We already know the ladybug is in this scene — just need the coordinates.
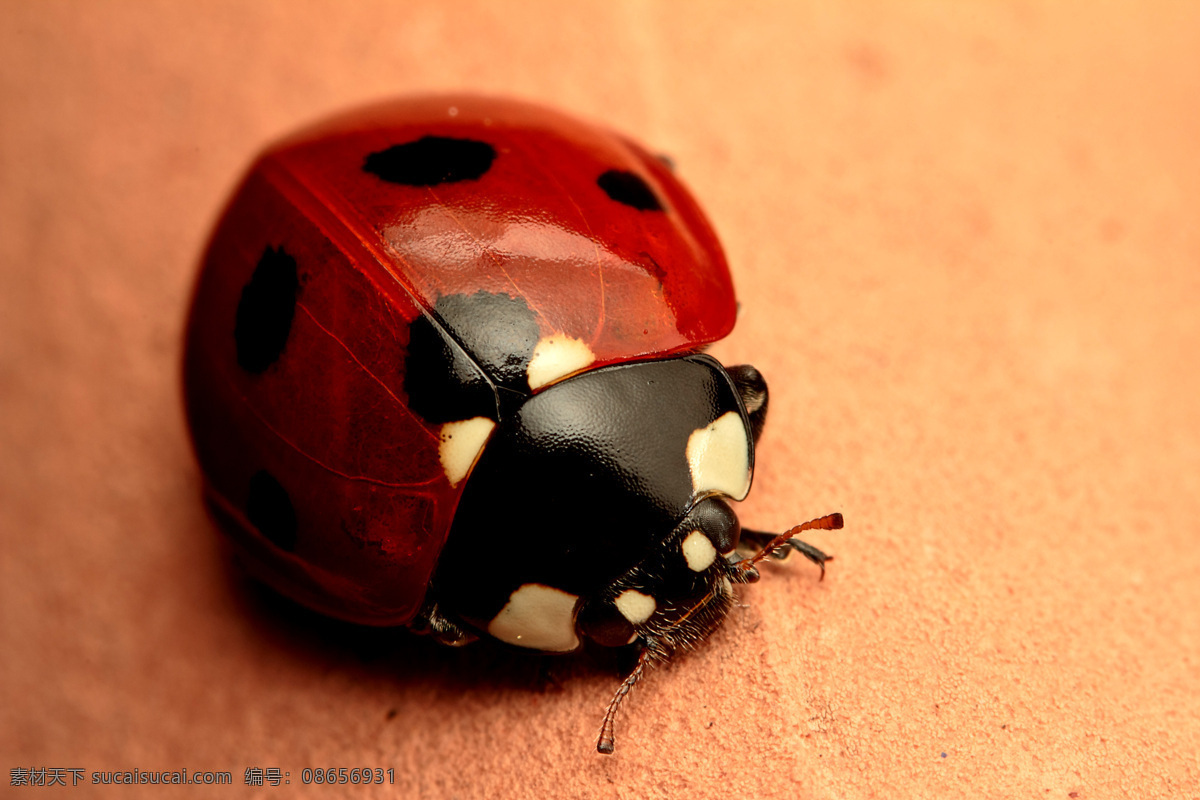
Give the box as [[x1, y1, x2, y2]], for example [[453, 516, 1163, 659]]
[[183, 95, 842, 754]]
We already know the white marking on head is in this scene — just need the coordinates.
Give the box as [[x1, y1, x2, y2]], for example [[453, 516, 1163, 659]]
[[686, 411, 752, 500], [438, 417, 496, 487], [614, 589, 656, 625], [681, 529, 718, 572], [526, 334, 595, 390], [487, 583, 580, 652]]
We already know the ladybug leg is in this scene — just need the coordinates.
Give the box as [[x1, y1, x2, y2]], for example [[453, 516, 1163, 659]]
[[596, 646, 652, 755], [739, 529, 834, 580], [409, 600, 477, 647], [738, 513, 843, 581]]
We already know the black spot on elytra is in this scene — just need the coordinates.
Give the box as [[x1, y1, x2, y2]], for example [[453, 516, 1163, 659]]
[[437, 293, 540, 392], [364, 136, 496, 186], [404, 292, 540, 423], [246, 470, 298, 552], [597, 169, 663, 211], [404, 316, 495, 424], [235, 247, 299, 374]]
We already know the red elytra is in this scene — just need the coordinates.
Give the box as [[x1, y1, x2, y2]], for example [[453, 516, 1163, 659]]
[[183, 96, 737, 626]]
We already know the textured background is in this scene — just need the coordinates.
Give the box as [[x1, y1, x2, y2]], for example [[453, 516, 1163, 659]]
[[2, 2, 1198, 797]]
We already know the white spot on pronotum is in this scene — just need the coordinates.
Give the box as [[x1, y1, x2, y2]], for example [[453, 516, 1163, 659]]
[[681, 529, 718, 572], [526, 334, 595, 390], [487, 583, 580, 652], [614, 589, 656, 625], [439, 417, 496, 487], [686, 411, 751, 500]]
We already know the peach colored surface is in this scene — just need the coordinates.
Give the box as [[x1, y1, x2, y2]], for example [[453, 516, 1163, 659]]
[[2, 2, 1198, 798]]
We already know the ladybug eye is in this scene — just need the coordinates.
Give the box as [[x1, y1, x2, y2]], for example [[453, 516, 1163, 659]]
[[688, 496, 741, 555]]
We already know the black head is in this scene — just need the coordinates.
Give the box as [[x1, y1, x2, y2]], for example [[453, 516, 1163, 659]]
[[575, 495, 746, 654]]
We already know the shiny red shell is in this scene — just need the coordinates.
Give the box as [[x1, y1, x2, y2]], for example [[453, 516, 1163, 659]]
[[184, 96, 736, 625]]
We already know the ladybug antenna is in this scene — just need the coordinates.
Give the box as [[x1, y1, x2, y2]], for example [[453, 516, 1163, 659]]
[[596, 646, 652, 755], [738, 513, 844, 580]]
